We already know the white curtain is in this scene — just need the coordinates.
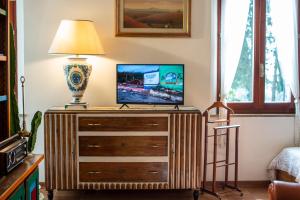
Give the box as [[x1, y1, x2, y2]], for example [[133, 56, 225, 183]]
[[270, 0, 300, 145], [220, 0, 250, 100]]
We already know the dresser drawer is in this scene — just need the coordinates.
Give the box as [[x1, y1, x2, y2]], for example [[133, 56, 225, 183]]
[[78, 117, 168, 132], [79, 162, 168, 182], [79, 136, 168, 156]]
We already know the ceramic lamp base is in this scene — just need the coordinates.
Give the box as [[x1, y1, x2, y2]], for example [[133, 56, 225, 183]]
[[64, 57, 92, 107]]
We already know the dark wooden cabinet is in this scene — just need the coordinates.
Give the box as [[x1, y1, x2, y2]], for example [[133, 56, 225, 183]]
[[0, 155, 44, 200], [0, 0, 10, 141], [44, 107, 202, 193]]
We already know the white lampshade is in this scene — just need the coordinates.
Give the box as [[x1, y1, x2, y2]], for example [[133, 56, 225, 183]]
[[48, 20, 105, 55]]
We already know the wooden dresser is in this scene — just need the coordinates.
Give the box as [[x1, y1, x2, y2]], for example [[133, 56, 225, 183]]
[[44, 107, 202, 199]]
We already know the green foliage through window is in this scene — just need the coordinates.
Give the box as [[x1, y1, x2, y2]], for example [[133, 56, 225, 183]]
[[227, 0, 254, 102], [264, 0, 290, 103], [226, 0, 290, 103]]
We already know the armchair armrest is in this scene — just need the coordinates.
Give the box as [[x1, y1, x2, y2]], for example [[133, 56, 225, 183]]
[[269, 181, 300, 200]]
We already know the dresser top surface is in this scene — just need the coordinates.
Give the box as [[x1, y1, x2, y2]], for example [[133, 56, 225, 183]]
[[46, 106, 201, 114]]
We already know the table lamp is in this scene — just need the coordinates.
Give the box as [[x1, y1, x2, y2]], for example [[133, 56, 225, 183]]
[[48, 20, 105, 108]]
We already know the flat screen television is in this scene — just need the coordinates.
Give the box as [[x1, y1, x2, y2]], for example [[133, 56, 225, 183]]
[[117, 64, 184, 106]]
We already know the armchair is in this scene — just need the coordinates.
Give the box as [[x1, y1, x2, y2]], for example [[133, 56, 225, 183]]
[[268, 181, 300, 200]]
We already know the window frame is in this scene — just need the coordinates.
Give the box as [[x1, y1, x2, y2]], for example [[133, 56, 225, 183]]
[[216, 0, 299, 114]]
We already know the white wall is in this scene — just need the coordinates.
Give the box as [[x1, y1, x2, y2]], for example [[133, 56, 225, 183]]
[[22, 0, 294, 182], [16, 0, 24, 105], [211, 116, 294, 181]]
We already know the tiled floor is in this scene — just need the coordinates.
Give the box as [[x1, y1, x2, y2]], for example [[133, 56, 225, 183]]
[[42, 186, 268, 200]]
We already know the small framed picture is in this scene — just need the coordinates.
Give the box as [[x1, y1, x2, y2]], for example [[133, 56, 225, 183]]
[[116, 0, 191, 37]]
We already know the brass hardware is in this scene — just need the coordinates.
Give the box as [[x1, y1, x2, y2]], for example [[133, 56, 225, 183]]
[[87, 145, 101, 148], [151, 145, 160, 148], [259, 63, 265, 78], [148, 171, 159, 174], [146, 123, 159, 126], [88, 171, 102, 174], [88, 123, 102, 126], [18, 76, 31, 138]]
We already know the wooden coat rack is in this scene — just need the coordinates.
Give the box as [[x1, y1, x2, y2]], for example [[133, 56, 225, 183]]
[[202, 101, 243, 199]]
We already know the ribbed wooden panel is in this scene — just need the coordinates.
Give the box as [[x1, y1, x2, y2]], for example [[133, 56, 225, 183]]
[[169, 113, 202, 189], [78, 183, 169, 190], [44, 113, 77, 190]]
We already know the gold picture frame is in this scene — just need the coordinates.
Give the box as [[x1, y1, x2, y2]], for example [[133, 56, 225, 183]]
[[116, 0, 191, 37]]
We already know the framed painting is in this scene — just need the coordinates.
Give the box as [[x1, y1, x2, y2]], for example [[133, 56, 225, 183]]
[[116, 0, 191, 37]]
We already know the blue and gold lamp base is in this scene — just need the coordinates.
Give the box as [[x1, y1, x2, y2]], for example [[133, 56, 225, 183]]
[[64, 57, 92, 109]]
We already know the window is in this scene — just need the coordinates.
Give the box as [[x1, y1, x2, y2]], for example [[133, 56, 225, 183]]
[[217, 0, 299, 113]]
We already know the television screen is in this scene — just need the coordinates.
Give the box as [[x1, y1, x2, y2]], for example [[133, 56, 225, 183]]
[[117, 64, 184, 105]]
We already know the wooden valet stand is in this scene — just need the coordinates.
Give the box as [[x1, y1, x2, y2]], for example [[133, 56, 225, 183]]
[[202, 101, 243, 199]]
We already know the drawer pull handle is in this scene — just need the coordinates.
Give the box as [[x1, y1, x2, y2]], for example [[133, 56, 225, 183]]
[[146, 123, 159, 126], [88, 145, 102, 148], [88, 171, 102, 174], [148, 171, 159, 174], [88, 123, 102, 126], [151, 145, 160, 148]]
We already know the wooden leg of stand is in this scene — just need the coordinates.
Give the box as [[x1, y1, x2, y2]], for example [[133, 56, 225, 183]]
[[202, 124, 208, 190], [225, 129, 230, 186], [235, 127, 239, 188], [193, 190, 200, 200], [212, 129, 218, 193], [47, 190, 53, 200]]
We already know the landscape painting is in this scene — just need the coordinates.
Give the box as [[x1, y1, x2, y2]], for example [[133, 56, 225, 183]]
[[116, 0, 191, 37], [124, 0, 184, 29]]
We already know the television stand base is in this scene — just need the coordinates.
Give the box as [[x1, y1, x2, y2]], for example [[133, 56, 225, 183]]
[[119, 104, 130, 109], [174, 105, 180, 110]]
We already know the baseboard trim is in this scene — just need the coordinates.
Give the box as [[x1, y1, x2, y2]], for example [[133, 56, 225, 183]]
[[204, 180, 270, 188]]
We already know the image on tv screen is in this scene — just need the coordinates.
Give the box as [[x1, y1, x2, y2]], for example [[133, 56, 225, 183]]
[[117, 64, 184, 105]]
